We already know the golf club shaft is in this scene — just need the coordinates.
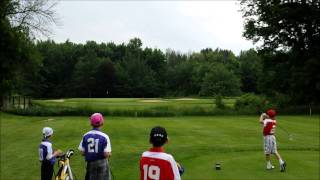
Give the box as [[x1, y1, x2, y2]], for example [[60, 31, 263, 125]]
[[276, 124, 290, 134], [276, 124, 293, 140]]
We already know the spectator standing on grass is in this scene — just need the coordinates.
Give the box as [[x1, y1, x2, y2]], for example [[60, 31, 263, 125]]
[[79, 113, 112, 180], [39, 127, 63, 180], [140, 126, 183, 180], [259, 109, 286, 172]]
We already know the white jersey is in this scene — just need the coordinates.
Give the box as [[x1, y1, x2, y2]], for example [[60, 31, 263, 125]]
[[39, 139, 55, 164]]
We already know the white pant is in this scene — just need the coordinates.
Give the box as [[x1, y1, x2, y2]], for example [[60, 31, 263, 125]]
[[263, 135, 277, 154]]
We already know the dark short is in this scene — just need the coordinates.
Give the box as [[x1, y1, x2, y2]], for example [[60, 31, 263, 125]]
[[41, 161, 54, 180], [85, 159, 110, 180]]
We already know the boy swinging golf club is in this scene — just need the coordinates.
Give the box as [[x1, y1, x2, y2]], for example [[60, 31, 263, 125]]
[[259, 109, 286, 172]]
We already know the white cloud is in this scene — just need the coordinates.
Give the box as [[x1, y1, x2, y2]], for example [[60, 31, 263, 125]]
[[46, 1, 254, 55]]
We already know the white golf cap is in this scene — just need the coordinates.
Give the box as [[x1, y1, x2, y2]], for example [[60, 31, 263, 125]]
[[42, 127, 53, 137]]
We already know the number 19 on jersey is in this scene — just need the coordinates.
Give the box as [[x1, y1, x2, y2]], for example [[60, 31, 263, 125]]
[[143, 165, 160, 180]]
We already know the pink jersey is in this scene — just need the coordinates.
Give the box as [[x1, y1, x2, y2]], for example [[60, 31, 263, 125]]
[[263, 118, 277, 136], [140, 147, 181, 180]]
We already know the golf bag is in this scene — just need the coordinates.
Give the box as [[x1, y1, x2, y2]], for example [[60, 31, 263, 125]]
[[55, 149, 74, 180]]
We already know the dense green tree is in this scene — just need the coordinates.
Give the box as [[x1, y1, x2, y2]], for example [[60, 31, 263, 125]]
[[94, 58, 116, 97], [72, 52, 101, 97], [113, 38, 162, 97], [1, 0, 58, 107], [190, 62, 211, 95], [143, 48, 166, 75], [198, 48, 239, 70], [12, 44, 43, 97], [200, 63, 241, 97], [241, 0, 320, 104], [241, 0, 320, 53], [36, 40, 80, 97], [107, 42, 126, 62], [0, 18, 36, 97], [166, 61, 196, 96], [143, 47, 167, 95], [114, 58, 159, 97], [165, 49, 188, 67], [238, 49, 263, 93]]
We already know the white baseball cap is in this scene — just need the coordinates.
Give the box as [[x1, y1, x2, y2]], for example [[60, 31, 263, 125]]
[[42, 127, 53, 138]]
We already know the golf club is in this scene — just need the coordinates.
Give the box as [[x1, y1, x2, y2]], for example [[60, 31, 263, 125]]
[[259, 111, 293, 141], [109, 160, 115, 180], [277, 124, 294, 141]]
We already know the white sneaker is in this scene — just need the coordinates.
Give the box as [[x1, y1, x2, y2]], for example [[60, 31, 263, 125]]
[[280, 161, 286, 172]]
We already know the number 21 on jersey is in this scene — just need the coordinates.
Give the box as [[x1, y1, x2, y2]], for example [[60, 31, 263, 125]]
[[87, 138, 99, 153], [143, 164, 160, 180]]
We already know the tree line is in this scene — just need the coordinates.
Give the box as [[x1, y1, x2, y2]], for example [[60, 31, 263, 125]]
[[13, 38, 262, 98], [1, 0, 319, 107]]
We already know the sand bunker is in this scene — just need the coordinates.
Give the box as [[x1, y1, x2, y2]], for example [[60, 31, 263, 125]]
[[174, 98, 198, 101], [48, 99, 65, 102]]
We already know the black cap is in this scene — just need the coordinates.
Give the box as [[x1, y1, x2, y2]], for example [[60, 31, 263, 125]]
[[150, 126, 168, 147]]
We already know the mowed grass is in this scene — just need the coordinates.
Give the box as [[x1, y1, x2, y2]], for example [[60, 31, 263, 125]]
[[1, 113, 319, 180], [33, 98, 236, 111]]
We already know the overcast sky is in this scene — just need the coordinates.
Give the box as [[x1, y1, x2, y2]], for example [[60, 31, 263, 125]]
[[47, 1, 255, 55]]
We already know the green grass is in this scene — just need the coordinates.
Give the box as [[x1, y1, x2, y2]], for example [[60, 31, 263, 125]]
[[1, 113, 319, 180], [5, 98, 240, 116], [30, 98, 237, 115], [33, 98, 220, 110]]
